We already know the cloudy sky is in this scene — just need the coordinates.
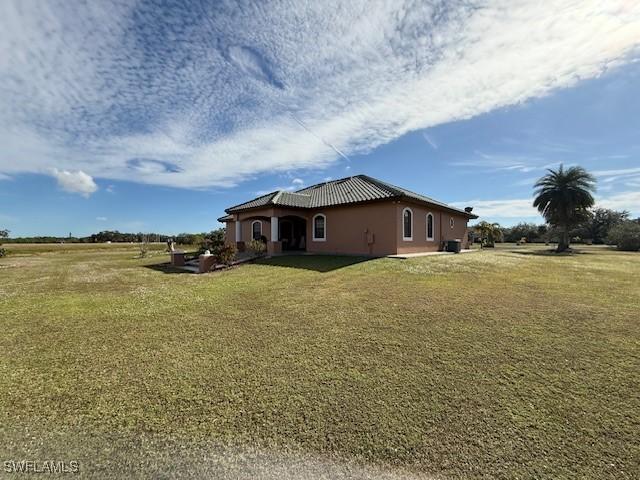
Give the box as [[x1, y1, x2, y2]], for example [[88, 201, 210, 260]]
[[1, 0, 639, 236]]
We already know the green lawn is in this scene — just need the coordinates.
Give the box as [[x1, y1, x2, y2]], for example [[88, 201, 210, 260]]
[[0, 244, 638, 478]]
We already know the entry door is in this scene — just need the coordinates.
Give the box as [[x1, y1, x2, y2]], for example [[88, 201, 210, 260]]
[[280, 220, 293, 249]]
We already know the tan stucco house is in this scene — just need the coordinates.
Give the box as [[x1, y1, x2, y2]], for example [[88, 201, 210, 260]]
[[218, 175, 478, 256]]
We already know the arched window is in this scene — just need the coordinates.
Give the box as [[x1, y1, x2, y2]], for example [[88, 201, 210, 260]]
[[402, 208, 413, 241], [426, 213, 434, 241], [251, 220, 262, 240], [312, 214, 326, 241], [450, 217, 455, 229]]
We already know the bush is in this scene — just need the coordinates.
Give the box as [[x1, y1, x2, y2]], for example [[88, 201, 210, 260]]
[[213, 243, 237, 266], [246, 239, 266, 256], [0, 229, 8, 257], [203, 229, 225, 252], [137, 235, 150, 258], [191, 234, 206, 252], [607, 221, 640, 251]]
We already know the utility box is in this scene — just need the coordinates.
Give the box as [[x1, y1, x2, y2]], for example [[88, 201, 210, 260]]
[[446, 239, 462, 253]]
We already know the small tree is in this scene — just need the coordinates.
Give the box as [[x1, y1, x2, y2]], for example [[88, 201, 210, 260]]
[[137, 234, 150, 258], [204, 229, 225, 251], [191, 234, 206, 251], [0, 229, 8, 257], [608, 221, 640, 251], [501, 222, 542, 243], [576, 208, 629, 244], [474, 221, 502, 248]]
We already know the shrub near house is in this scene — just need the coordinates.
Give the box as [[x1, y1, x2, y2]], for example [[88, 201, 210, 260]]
[[246, 239, 267, 257], [213, 243, 237, 266]]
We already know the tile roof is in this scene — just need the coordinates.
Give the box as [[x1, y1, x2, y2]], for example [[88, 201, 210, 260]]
[[223, 175, 477, 218]]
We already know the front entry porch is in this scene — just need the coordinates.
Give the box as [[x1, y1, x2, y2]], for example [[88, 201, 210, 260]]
[[278, 215, 306, 251], [232, 210, 307, 256]]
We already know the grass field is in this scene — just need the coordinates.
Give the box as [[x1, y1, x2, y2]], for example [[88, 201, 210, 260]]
[[0, 244, 638, 478]]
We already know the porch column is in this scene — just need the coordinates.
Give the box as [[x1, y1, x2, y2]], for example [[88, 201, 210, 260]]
[[235, 218, 242, 242], [235, 218, 245, 251], [267, 216, 281, 255]]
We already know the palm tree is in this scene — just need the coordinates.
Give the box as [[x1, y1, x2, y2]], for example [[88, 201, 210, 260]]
[[474, 221, 502, 248], [533, 165, 596, 252]]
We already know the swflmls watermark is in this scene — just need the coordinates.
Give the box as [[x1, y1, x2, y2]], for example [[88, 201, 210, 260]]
[[3, 460, 79, 474]]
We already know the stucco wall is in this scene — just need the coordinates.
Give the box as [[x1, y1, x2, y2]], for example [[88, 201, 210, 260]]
[[227, 207, 309, 244], [240, 218, 271, 242], [395, 202, 470, 254], [224, 221, 235, 244], [222, 201, 472, 255], [305, 201, 398, 256], [224, 219, 269, 244]]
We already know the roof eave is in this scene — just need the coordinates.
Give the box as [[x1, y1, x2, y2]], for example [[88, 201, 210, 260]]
[[399, 194, 477, 218], [226, 203, 310, 215], [224, 191, 280, 214]]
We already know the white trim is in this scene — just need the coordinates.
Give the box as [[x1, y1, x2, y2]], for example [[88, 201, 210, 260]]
[[426, 212, 434, 241], [312, 213, 326, 242], [251, 220, 262, 240], [402, 207, 413, 241]]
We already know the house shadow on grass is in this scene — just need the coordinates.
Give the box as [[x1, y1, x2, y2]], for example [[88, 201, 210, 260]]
[[254, 254, 374, 272], [144, 262, 195, 274]]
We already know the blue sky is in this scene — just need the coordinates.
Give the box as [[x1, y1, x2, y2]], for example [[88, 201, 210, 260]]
[[1, 1, 639, 237]]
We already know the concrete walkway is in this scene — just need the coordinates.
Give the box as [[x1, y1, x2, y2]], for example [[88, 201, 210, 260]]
[[387, 249, 477, 259]]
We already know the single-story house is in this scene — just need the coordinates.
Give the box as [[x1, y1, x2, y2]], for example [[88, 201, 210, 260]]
[[217, 175, 478, 256]]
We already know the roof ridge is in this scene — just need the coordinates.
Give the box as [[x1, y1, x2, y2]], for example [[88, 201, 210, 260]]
[[224, 190, 279, 213], [361, 174, 434, 200], [271, 190, 283, 203], [358, 174, 472, 215], [281, 190, 311, 197], [295, 175, 356, 193], [356, 174, 403, 196]]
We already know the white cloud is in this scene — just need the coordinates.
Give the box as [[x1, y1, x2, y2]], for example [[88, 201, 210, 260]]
[[52, 169, 98, 197], [255, 176, 305, 195], [597, 191, 640, 215], [0, 173, 11, 181], [454, 190, 640, 223], [422, 132, 438, 150], [593, 167, 640, 177], [451, 198, 540, 219], [451, 152, 555, 173], [0, 1, 639, 189], [590, 167, 640, 187], [96, 216, 107, 221]]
